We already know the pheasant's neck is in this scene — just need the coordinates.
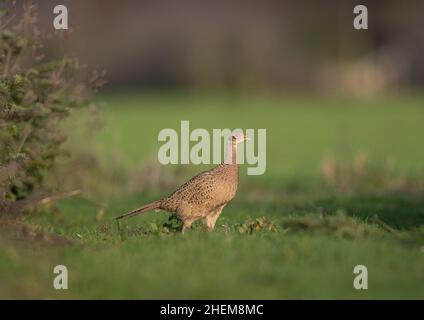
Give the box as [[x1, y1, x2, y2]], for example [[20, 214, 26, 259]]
[[224, 141, 237, 165], [223, 141, 239, 185]]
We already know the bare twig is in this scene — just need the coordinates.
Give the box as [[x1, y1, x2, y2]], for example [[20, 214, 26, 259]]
[[37, 189, 81, 205], [370, 214, 401, 236], [0, 13, 16, 33], [16, 125, 32, 154]]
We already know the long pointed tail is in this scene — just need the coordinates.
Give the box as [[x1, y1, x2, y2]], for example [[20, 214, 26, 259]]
[[116, 200, 162, 220]]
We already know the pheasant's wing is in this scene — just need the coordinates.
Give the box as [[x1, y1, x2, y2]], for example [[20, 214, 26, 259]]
[[167, 169, 218, 203]]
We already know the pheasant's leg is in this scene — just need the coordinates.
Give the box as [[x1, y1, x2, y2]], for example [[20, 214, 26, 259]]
[[181, 219, 195, 235], [203, 205, 225, 230], [203, 214, 218, 230]]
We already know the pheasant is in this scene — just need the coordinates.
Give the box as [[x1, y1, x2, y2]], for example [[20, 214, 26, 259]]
[[116, 133, 248, 233]]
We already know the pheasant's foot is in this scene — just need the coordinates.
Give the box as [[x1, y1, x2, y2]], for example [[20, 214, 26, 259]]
[[181, 225, 189, 235], [204, 225, 214, 232]]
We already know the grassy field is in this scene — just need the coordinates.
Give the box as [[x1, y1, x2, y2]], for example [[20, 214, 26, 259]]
[[1, 92, 424, 299]]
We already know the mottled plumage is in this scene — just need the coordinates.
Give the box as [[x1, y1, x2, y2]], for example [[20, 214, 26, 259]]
[[116, 134, 246, 233]]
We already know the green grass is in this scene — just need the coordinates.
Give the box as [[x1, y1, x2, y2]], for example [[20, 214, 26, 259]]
[[91, 92, 424, 179], [1, 92, 424, 299]]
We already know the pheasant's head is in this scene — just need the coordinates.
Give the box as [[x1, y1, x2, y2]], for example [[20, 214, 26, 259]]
[[225, 132, 249, 164], [231, 132, 249, 145]]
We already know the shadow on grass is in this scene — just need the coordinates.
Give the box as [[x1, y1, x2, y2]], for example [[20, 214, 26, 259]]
[[315, 195, 424, 230]]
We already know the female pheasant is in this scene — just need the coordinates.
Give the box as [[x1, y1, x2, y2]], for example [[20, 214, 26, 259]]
[[116, 133, 248, 233]]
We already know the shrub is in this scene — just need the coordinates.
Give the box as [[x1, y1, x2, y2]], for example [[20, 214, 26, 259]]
[[0, 2, 104, 215]]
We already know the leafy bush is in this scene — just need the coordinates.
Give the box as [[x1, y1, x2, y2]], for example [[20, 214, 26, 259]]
[[0, 3, 104, 215]]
